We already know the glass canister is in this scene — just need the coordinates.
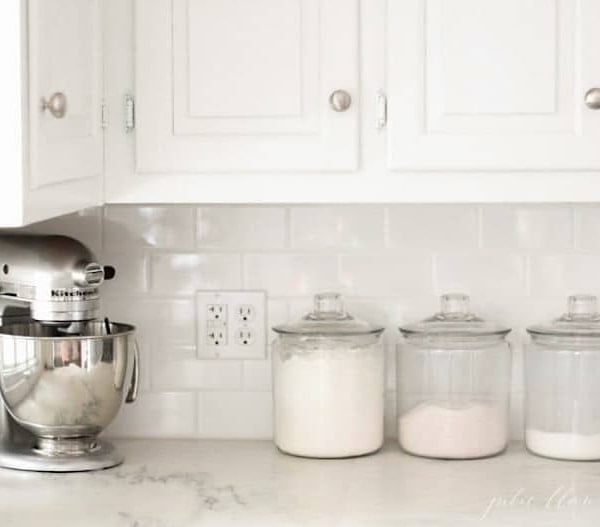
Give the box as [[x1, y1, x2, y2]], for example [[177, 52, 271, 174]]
[[397, 293, 512, 459], [272, 292, 385, 458], [526, 295, 600, 460]]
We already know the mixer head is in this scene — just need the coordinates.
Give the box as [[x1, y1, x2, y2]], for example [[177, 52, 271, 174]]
[[0, 235, 115, 324]]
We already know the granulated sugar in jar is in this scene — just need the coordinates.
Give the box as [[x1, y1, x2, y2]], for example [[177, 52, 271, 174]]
[[397, 294, 512, 459]]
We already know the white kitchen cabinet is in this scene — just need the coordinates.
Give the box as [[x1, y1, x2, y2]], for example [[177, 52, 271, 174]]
[[134, 0, 358, 173], [0, 0, 103, 227], [104, 0, 600, 204], [8, 0, 600, 212], [387, 0, 600, 171]]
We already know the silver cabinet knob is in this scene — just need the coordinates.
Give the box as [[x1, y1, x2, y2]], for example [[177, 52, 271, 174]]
[[40, 92, 67, 118], [329, 90, 352, 112], [585, 88, 600, 110]]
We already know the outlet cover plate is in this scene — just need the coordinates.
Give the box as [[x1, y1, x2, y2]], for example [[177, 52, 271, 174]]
[[196, 290, 267, 359]]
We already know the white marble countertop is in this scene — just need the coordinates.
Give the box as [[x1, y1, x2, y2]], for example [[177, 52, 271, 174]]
[[1, 440, 600, 526]]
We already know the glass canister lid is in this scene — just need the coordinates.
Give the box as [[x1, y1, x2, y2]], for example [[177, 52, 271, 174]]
[[273, 292, 385, 336], [400, 293, 511, 339], [527, 295, 600, 338]]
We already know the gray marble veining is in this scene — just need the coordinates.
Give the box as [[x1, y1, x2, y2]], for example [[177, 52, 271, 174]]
[[1, 440, 600, 527]]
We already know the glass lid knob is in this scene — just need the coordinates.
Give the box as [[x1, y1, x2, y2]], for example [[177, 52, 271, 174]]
[[567, 295, 598, 319], [309, 292, 347, 320], [440, 293, 470, 318]]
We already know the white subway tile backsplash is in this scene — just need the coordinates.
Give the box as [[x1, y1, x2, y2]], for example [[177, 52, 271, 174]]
[[152, 253, 242, 294], [242, 360, 273, 391], [344, 298, 394, 327], [101, 297, 196, 351], [434, 251, 526, 298], [196, 360, 244, 390], [30, 203, 600, 441], [197, 206, 286, 249], [101, 252, 150, 295], [481, 205, 573, 250], [528, 254, 600, 296], [575, 205, 600, 250], [385, 295, 442, 327], [105, 392, 197, 439], [152, 356, 243, 391], [266, 299, 289, 343], [287, 296, 314, 320], [198, 391, 273, 439], [339, 252, 432, 296], [244, 253, 339, 296], [387, 205, 478, 249], [104, 205, 196, 250], [477, 296, 563, 343], [290, 205, 384, 249]]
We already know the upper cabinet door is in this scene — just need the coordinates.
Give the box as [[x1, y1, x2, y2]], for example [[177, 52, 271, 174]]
[[387, 0, 600, 171], [28, 0, 103, 189], [135, 0, 359, 173]]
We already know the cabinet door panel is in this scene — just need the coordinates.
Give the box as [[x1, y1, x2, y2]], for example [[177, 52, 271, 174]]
[[28, 0, 103, 189], [387, 0, 600, 170], [136, 0, 358, 172]]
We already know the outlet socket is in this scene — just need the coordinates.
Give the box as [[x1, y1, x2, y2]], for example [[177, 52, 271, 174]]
[[207, 304, 227, 321], [197, 291, 267, 359], [207, 324, 227, 346], [236, 328, 254, 346], [236, 305, 255, 323]]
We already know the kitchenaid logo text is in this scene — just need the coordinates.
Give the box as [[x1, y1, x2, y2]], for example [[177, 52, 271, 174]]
[[480, 487, 593, 520], [51, 289, 96, 299]]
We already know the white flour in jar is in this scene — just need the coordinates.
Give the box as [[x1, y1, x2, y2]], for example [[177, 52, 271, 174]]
[[526, 429, 600, 460], [399, 402, 508, 459], [274, 344, 384, 458]]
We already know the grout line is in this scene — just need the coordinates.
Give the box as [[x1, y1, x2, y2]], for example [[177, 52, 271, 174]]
[[104, 247, 411, 255], [106, 293, 407, 304]]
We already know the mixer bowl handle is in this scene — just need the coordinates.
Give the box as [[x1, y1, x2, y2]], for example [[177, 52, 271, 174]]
[[126, 340, 140, 403]]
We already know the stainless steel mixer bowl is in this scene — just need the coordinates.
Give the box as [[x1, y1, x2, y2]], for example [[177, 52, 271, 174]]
[[0, 321, 139, 441]]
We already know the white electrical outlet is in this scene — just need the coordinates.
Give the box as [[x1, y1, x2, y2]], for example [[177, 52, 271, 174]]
[[197, 290, 267, 359], [206, 324, 227, 347], [235, 305, 255, 323], [236, 328, 254, 346], [207, 304, 227, 322]]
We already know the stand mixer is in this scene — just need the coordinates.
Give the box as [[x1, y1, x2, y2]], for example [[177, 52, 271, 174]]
[[0, 235, 139, 472]]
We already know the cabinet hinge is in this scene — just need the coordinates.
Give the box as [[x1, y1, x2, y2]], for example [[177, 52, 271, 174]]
[[376, 91, 387, 129], [101, 100, 108, 130], [125, 94, 135, 133]]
